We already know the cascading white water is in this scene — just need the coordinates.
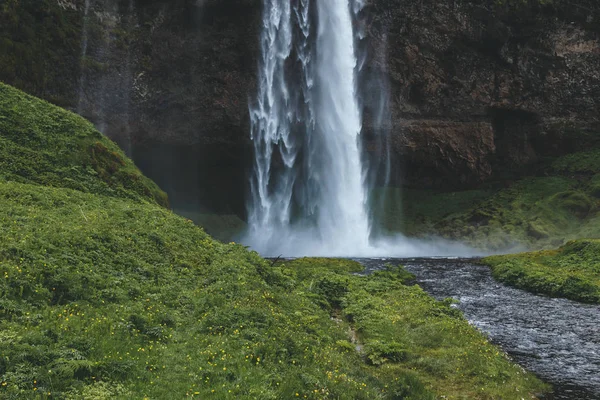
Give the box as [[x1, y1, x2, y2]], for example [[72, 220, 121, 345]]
[[248, 0, 294, 233], [312, 0, 370, 251], [245, 0, 370, 256], [244, 0, 479, 257]]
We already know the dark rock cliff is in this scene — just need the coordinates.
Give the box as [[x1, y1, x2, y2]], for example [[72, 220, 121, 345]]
[[364, 0, 599, 187], [0, 0, 598, 216]]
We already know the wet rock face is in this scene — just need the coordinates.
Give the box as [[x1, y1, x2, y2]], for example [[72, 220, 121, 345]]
[[68, 0, 260, 151], [364, 0, 600, 186], [391, 120, 496, 188], [0, 0, 598, 211]]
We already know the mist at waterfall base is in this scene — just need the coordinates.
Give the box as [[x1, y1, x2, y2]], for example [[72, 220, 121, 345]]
[[238, 0, 484, 258]]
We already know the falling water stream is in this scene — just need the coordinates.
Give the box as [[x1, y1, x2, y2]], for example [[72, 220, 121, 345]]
[[245, 0, 371, 256]]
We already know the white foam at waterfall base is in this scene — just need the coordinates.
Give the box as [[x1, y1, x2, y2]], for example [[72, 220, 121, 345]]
[[242, 0, 482, 258], [243, 228, 487, 258]]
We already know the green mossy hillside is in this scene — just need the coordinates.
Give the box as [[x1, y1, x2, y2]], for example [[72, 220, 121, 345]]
[[176, 210, 247, 243], [482, 239, 600, 303], [0, 182, 550, 399], [375, 133, 600, 301], [0, 84, 549, 398], [374, 135, 600, 252], [551, 149, 600, 174], [0, 181, 371, 399], [380, 173, 600, 251], [0, 82, 168, 207]]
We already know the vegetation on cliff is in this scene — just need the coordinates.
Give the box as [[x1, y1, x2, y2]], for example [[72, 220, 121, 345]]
[[0, 1, 81, 107], [482, 240, 600, 304], [0, 83, 549, 398], [381, 153, 600, 252]]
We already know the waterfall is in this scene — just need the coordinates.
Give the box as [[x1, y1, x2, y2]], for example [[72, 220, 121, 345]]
[[244, 0, 370, 256], [312, 0, 370, 250], [244, 0, 476, 257]]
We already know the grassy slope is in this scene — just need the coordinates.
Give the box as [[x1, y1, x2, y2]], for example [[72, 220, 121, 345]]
[[176, 210, 247, 243], [378, 168, 600, 251], [0, 82, 168, 207], [285, 259, 547, 399], [482, 240, 600, 303], [0, 82, 550, 398]]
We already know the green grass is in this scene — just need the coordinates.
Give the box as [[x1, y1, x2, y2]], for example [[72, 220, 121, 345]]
[[283, 260, 548, 399], [0, 184, 549, 399], [371, 187, 494, 237], [176, 210, 247, 243], [0, 82, 168, 207], [483, 239, 600, 303], [552, 149, 600, 174], [0, 82, 551, 398], [382, 175, 600, 251], [0, 182, 379, 399]]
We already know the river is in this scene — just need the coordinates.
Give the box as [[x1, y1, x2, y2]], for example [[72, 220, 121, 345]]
[[358, 258, 600, 400]]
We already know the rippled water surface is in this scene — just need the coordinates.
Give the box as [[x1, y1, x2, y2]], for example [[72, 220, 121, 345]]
[[358, 258, 600, 400]]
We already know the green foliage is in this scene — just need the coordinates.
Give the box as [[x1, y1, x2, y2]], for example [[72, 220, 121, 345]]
[[552, 149, 600, 174], [589, 174, 600, 198], [372, 187, 494, 236], [483, 239, 600, 303], [389, 175, 600, 251], [0, 181, 550, 398], [0, 85, 544, 399], [313, 274, 351, 309], [0, 182, 358, 398], [281, 259, 547, 398], [176, 210, 247, 242], [549, 191, 595, 218], [0, 0, 81, 106], [0, 84, 548, 398], [0, 82, 168, 207]]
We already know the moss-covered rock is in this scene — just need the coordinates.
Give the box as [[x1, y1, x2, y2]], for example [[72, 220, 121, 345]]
[[552, 149, 600, 174], [589, 174, 600, 198], [383, 172, 600, 251], [0, 82, 168, 207], [483, 240, 600, 303]]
